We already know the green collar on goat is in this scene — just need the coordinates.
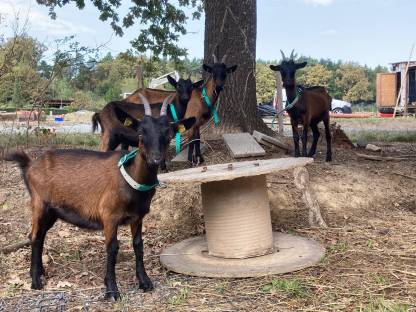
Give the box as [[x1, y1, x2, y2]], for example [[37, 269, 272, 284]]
[[201, 86, 219, 126], [271, 87, 301, 128], [118, 149, 160, 191]]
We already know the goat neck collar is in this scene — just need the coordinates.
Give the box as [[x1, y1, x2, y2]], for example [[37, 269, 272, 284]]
[[201, 86, 219, 126], [169, 103, 182, 155], [118, 149, 160, 191], [271, 87, 302, 129], [285, 87, 301, 111]]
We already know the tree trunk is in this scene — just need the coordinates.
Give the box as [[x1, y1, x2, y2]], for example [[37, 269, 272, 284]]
[[204, 0, 272, 135]]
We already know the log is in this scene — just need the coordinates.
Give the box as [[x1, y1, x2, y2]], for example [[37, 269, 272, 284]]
[[356, 153, 411, 161], [0, 238, 31, 254], [293, 167, 327, 228]]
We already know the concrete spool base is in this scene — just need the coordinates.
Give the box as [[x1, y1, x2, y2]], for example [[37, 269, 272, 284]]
[[159, 158, 325, 278]]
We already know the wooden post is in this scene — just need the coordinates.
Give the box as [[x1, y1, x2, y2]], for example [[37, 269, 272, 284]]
[[393, 44, 414, 118], [136, 57, 144, 89], [293, 167, 327, 228], [275, 71, 284, 134]]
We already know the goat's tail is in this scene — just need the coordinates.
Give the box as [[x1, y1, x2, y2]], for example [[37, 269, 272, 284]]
[[4, 151, 31, 171], [92, 112, 101, 133]]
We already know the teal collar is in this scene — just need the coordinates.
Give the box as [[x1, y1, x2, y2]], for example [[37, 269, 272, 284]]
[[201, 87, 219, 126], [118, 149, 160, 191], [169, 103, 181, 154], [271, 88, 301, 129]]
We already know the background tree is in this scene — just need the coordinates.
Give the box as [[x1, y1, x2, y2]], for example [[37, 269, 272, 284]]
[[36, 0, 203, 59], [204, 0, 270, 133], [256, 62, 277, 104], [297, 64, 332, 89], [335, 63, 373, 103]]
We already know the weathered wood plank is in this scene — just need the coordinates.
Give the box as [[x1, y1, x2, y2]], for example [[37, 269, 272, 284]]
[[252, 130, 289, 150], [222, 133, 266, 158]]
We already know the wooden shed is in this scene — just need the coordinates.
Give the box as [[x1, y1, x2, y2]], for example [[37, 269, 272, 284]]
[[376, 61, 416, 114]]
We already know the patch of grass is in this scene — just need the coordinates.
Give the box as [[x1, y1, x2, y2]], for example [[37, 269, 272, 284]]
[[112, 293, 129, 311], [373, 275, 387, 286], [168, 288, 189, 305], [0, 132, 100, 151], [348, 130, 416, 143], [215, 281, 228, 293], [367, 239, 374, 249], [262, 278, 308, 298], [65, 249, 82, 262], [353, 298, 409, 312], [328, 241, 348, 253]]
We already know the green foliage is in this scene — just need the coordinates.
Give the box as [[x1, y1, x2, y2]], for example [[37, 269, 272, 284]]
[[168, 288, 189, 305], [36, 0, 203, 59], [256, 63, 276, 103], [335, 64, 373, 103], [353, 298, 409, 312], [298, 64, 332, 88], [0, 36, 46, 106], [262, 278, 308, 298]]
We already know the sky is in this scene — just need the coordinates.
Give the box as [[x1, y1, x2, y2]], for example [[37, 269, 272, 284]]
[[0, 0, 415, 68]]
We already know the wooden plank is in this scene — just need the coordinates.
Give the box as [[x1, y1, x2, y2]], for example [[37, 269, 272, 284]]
[[223, 133, 266, 158], [252, 130, 289, 150], [171, 144, 205, 163]]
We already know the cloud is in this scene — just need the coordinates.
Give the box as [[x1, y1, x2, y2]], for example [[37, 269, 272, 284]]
[[320, 29, 337, 35], [0, 1, 95, 36], [304, 0, 334, 6]]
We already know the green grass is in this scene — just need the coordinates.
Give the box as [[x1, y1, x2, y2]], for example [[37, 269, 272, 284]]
[[0, 132, 100, 151], [262, 278, 308, 298], [168, 288, 189, 305], [353, 298, 409, 312], [328, 241, 349, 253], [347, 130, 416, 143]]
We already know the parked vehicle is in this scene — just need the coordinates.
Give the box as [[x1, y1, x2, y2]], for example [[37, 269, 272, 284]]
[[331, 99, 352, 113]]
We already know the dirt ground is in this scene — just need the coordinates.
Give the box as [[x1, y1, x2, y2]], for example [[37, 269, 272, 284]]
[[0, 139, 416, 311]]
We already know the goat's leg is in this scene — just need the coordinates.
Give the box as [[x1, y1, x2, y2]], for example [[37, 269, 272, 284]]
[[323, 116, 332, 161], [103, 225, 120, 300], [131, 220, 153, 292], [302, 124, 309, 157], [30, 203, 57, 289], [291, 120, 300, 157], [99, 132, 111, 151], [194, 129, 204, 165], [308, 123, 320, 158]]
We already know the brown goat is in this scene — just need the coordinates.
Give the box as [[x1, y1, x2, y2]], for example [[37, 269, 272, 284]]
[[183, 55, 237, 165], [93, 76, 203, 152], [270, 50, 332, 161], [4, 94, 196, 300]]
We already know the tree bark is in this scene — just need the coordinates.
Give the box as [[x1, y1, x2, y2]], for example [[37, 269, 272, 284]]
[[204, 0, 272, 134]]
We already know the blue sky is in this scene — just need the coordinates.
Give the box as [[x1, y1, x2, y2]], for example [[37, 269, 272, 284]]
[[0, 0, 415, 67]]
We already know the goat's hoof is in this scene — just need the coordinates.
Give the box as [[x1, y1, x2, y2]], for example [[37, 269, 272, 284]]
[[325, 156, 332, 162], [139, 277, 153, 292], [105, 288, 120, 301]]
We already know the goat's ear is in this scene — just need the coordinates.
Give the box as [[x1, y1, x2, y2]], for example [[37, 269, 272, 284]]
[[113, 105, 141, 129], [296, 61, 307, 69], [203, 64, 212, 73], [193, 79, 204, 89], [167, 75, 177, 88], [269, 64, 281, 72], [226, 65, 238, 73], [171, 117, 196, 133]]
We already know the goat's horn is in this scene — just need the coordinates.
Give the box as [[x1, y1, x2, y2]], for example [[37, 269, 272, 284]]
[[280, 50, 286, 60], [160, 95, 173, 116], [290, 49, 295, 59], [221, 54, 227, 64], [212, 53, 218, 63], [138, 93, 152, 116]]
